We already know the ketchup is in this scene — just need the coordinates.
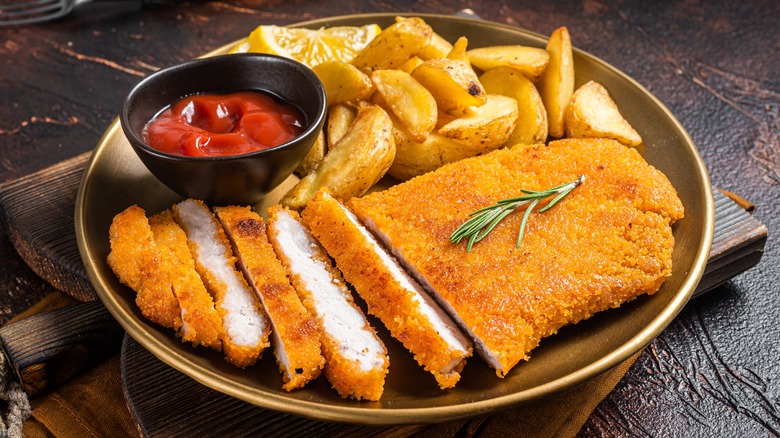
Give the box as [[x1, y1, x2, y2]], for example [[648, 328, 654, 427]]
[[143, 91, 305, 157]]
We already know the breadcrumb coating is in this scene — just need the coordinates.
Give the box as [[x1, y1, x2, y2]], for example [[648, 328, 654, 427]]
[[173, 199, 270, 368], [267, 206, 389, 401], [148, 210, 223, 350], [349, 138, 684, 377], [215, 205, 324, 391], [107, 205, 181, 330], [303, 191, 473, 389]]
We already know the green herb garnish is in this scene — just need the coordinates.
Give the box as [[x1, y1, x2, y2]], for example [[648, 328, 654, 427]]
[[450, 175, 585, 252]]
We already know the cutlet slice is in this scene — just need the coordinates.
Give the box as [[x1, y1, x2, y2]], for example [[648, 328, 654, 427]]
[[302, 191, 473, 389], [107, 205, 181, 330], [349, 138, 684, 377], [173, 199, 270, 368], [215, 205, 324, 391], [267, 206, 389, 401], [149, 210, 223, 350]]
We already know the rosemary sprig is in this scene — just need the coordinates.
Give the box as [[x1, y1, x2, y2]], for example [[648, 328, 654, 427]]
[[450, 175, 585, 251]]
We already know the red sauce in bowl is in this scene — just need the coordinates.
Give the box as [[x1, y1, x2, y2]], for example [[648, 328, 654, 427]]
[[143, 91, 305, 157]]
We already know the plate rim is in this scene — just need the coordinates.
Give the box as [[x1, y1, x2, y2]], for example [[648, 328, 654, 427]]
[[75, 12, 715, 425]]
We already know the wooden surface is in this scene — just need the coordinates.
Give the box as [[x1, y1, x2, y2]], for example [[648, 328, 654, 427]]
[[0, 1, 777, 436]]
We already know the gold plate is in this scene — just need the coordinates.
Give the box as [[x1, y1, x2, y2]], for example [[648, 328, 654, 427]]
[[75, 14, 714, 424]]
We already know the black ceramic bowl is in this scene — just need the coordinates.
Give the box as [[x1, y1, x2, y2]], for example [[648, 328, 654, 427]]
[[121, 53, 326, 205]]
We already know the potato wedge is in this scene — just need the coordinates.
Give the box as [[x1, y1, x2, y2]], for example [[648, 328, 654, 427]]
[[411, 58, 486, 115], [466, 45, 549, 81], [281, 106, 395, 210], [447, 36, 469, 63], [418, 31, 453, 60], [480, 66, 547, 146], [399, 56, 424, 74], [326, 103, 357, 149], [389, 121, 476, 181], [565, 80, 642, 146], [351, 17, 432, 72], [312, 61, 373, 105], [372, 69, 437, 142], [537, 26, 575, 138], [295, 130, 325, 177], [437, 94, 518, 154]]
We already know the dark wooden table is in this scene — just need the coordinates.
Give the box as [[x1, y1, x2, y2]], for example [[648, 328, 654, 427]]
[[1, 1, 777, 436]]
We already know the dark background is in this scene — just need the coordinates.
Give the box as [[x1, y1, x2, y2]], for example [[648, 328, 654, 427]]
[[1, 0, 777, 435]]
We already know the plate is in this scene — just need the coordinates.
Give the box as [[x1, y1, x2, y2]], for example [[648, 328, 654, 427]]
[[75, 14, 714, 424]]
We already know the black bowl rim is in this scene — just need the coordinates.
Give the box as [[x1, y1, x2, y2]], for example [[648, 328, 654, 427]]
[[120, 52, 327, 163]]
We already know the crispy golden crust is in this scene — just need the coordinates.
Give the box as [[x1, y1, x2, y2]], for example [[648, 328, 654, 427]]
[[349, 138, 684, 376], [172, 199, 270, 368], [148, 210, 223, 350], [215, 205, 324, 391], [107, 205, 181, 330], [267, 206, 389, 401], [302, 191, 472, 389]]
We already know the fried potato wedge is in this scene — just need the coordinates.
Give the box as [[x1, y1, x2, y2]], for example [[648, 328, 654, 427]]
[[327, 103, 357, 149], [281, 106, 395, 209], [411, 58, 486, 115], [437, 94, 518, 154], [399, 56, 424, 74], [418, 31, 453, 60], [312, 61, 373, 105], [372, 69, 437, 142], [295, 131, 326, 177], [351, 17, 433, 72], [389, 122, 476, 181], [480, 66, 548, 146], [447, 36, 469, 63], [466, 45, 550, 81], [537, 26, 575, 138], [565, 80, 642, 146]]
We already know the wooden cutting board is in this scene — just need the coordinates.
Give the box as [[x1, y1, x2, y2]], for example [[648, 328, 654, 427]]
[[0, 152, 768, 436]]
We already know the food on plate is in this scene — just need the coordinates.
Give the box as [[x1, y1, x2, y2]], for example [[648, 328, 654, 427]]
[[281, 105, 395, 210], [417, 31, 453, 60], [143, 91, 305, 158], [446, 36, 469, 63], [371, 69, 437, 142], [312, 61, 373, 105], [107, 206, 182, 331], [350, 17, 432, 72], [215, 206, 324, 391], [295, 131, 325, 177], [466, 45, 550, 81], [436, 94, 518, 154], [326, 103, 356, 149], [411, 58, 486, 115], [537, 26, 575, 138], [479, 66, 548, 145], [172, 199, 271, 368], [148, 211, 223, 350], [267, 206, 389, 400], [565, 80, 642, 146], [237, 24, 382, 66], [348, 138, 684, 377], [303, 191, 473, 388], [388, 127, 476, 181]]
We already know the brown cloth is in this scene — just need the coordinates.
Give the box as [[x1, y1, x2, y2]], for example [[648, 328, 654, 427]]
[[16, 292, 640, 438]]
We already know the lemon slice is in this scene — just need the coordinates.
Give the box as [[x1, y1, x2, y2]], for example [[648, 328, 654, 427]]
[[239, 24, 381, 67]]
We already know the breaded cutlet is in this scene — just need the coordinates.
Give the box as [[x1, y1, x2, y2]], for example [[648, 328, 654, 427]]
[[302, 190, 473, 389], [348, 138, 684, 377], [215, 205, 324, 391], [107, 205, 182, 330]]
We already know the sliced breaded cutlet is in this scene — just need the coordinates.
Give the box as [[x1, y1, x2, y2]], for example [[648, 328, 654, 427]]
[[173, 199, 270, 368], [267, 206, 389, 401], [349, 138, 685, 377], [215, 205, 324, 391], [148, 210, 223, 350], [302, 191, 473, 389], [107, 205, 181, 331]]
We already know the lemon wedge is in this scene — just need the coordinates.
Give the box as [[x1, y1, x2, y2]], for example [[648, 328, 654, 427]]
[[233, 24, 381, 67]]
